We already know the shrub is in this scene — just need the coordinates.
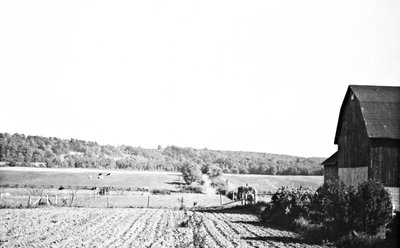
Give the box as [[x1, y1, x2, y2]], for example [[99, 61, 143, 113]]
[[179, 161, 203, 185], [259, 186, 313, 227], [182, 185, 204, 194], [385, 211, 399, 241], [151, 189, 171, 195], [335, 232, 384, 248], [351, 180, 393, 235], [207, 164, 223, 178], [210, 177, 228, 194], [309, 180, 393, 241], [294, 217, 327, 243], [309, 180, 355, 239]]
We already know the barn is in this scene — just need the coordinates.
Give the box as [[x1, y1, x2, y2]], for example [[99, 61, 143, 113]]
[[322, 85, 400, 187]]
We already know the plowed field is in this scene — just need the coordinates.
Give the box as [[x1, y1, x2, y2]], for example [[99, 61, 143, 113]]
[[0, 208, 327, 248]]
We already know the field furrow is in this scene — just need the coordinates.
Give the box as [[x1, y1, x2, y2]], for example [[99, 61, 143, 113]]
[[113, 209, 157, 247], [202, 216, 236, 248], [101, 210, 145, 247], [0, 208, 328, 248], [148, 210, 175, 248], [128, 209, 165, 247]]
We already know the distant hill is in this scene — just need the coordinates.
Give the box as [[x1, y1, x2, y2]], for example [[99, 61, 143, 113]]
[[0, 133, 324, 175]]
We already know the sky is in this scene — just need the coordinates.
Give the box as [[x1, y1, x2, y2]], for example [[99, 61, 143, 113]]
[[0, 0, 399, 158]]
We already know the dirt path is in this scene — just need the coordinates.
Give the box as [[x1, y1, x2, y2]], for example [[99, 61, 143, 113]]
[[202, 175, 216, 195]]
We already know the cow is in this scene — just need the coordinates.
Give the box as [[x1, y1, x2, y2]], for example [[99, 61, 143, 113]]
[[58, 186, 65, 190], [97, 174, 104, 179], [106, 173, 111, 176], [99, 187, 109, 195]]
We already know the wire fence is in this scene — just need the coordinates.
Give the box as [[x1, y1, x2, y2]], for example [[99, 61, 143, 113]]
[[0, 189, 240, 209]]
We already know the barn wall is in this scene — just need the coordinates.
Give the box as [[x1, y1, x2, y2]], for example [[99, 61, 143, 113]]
[[324, 166, 338, 183], [385, 187, 399, 211], [370, 139, 400, 187], [337, 92, 370, 168], [338, 167, 368, 187]]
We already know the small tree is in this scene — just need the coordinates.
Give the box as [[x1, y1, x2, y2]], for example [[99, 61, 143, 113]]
[[351, 180, 393, 235], [180, 161, 203, 185], [207, 164, 223, 178], [260, 186, 314, 227], [310, 180, 355, 239]]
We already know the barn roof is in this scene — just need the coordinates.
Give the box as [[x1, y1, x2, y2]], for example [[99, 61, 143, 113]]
[[321, 151, 337, 166], [334, 85, 400, 144]]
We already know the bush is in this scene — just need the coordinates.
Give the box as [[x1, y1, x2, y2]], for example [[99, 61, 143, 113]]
[[181, 185, 204, 194], [179, 161, 203, 185], [210, 177, 228, 194], [309, 180, 393, 241], [259, 186, 313, 227], [335, 232, 384, 248], [310, 180, 355, 239], [294, 217, 327, 243], [151, 189, 171, 195], [386, 211, 399, 241], [351, 180, 393, 235], [207, 164, 223, 178]]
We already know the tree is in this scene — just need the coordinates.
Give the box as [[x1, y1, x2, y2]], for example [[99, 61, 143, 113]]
[[179, 161, 203, 184], [208, 164, 223, 178]]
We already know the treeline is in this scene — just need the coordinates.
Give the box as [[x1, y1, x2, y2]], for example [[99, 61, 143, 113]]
[[0, 133, 324, 175]]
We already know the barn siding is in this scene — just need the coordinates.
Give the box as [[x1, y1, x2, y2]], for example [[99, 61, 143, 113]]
[[338, 167, 368, 187], [337, 92, 370, 169], [324, 166, 338, 183], [370, 140, 400, 187], [385, 187, 400, 211]]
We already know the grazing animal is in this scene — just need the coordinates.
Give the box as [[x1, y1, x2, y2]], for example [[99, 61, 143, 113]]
[[90, 187, 98, 190], [99, 187, 109, 195], [106, 173, 111, 176], [97, 175, 103, 179], [237, 184, 257, 205], [59, 186, 65, 190], [98, 173, 102, 176]]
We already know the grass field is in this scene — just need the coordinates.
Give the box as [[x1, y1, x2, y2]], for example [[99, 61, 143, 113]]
[[224, 174, 324, 192], [0, 167, 182, 191], [0, 167, 326, 209], [0, 167, 324, 192]]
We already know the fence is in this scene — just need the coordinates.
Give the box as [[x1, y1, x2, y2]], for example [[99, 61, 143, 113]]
[[0, 189, 236, 209]]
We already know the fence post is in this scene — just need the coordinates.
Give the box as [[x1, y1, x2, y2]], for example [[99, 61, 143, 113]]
[[147, 195, 150, 208], [220, 193, 223, 209], [27, 195, 31, 208], [46, 195, 49, 206]]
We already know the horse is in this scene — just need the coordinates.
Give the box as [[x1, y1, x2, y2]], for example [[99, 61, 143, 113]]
[[237, 184, 257, 205]]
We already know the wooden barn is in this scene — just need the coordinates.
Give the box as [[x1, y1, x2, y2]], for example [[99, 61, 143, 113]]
[[322, 85, 400, 187]]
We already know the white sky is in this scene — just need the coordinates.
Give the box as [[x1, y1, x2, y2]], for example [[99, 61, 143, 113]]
[[0, 0, 399, 157]]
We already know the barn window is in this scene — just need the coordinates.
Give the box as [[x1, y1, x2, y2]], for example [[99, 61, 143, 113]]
[[350, 93, 354, 100]]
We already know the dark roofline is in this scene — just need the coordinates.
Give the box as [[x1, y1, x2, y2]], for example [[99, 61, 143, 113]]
[[333, 85, 400, 144], [321, 151, 338, 166], [334, 86, 352, 144]]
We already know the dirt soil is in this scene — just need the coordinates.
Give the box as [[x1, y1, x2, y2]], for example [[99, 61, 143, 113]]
[[0, 208, 329, 248]]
